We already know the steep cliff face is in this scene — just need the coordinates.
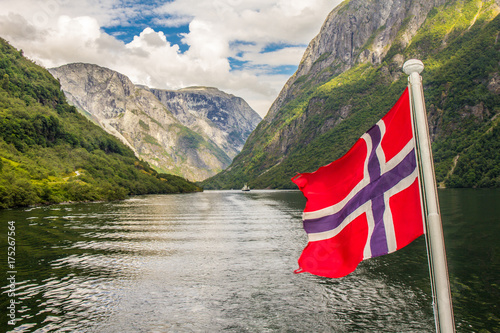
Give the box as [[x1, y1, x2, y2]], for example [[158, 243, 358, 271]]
[[150, 86, 261, 159], [203, 0, 500, 189], [49, 63, 260, 181], [266, 0, 447, 120]]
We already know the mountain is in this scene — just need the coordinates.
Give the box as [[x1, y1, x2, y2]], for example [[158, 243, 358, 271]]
[[48, 64, 261, 181], [149, 86, 261, 159], [0, 38, 201, 209], [202, 0, 500, 189]]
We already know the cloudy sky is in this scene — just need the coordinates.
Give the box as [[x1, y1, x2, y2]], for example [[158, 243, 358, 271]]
[[0, 0, 342, 117]]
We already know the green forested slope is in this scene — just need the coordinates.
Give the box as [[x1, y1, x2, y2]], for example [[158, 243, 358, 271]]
[[202, 0, 500, 189], [0, 38, 200, 208]]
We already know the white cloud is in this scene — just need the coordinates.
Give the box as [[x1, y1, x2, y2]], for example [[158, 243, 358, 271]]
[[0, 13, 40, 41], [0, 0, 343, 117], [240, 47, 306, 67], [152, 16, 192, 28]]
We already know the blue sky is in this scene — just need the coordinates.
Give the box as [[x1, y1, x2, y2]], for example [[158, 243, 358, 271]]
[[0, 0, 342, 116]]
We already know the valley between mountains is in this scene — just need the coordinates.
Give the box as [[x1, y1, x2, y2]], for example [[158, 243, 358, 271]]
[[49, 63, 261, 182]]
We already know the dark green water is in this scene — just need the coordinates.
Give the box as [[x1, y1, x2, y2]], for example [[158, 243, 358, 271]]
[[0, 189, 498, 332]]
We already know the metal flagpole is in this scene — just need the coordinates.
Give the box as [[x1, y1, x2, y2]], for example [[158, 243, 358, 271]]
[[403, 59, 455, 333]]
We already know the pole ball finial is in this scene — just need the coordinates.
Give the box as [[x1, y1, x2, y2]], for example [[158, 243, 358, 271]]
[[403, 59, 424, 75]]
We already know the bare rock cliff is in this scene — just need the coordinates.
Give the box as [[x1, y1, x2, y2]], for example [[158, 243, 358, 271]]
[[266, 0, 447, 120], [149, 86, 261, 159]]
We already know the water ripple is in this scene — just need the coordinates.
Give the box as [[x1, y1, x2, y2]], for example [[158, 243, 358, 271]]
[[0, 191, 450, 332]]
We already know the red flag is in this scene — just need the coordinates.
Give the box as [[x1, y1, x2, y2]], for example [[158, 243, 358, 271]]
[[292, 88, 424, 278]]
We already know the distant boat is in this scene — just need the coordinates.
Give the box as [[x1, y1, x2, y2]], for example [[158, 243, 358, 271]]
[[242, 183, 250, 191]]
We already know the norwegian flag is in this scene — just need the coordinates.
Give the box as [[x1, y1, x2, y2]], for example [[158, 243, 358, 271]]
[[292, 88, 424, 278]]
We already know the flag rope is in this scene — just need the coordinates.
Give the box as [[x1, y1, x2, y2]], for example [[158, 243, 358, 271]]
[[408, 75, 439, 332]]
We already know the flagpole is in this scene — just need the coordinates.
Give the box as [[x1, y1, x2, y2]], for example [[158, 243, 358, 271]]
[[403, 59, 455, 333]]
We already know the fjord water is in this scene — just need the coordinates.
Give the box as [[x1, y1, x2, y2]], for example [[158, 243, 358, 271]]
[[1, 189, 498, 332]]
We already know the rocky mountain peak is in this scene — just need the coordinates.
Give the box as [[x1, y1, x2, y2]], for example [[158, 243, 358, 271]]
[[51, 63, 136, 119], [149, 86, 261, 157], [267, 0, 447, 120]]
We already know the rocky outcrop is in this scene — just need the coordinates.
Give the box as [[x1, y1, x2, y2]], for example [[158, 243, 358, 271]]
[[266, 0, 447, 120], [149, 86, 261, 159], [49, 63, 261, 181]]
